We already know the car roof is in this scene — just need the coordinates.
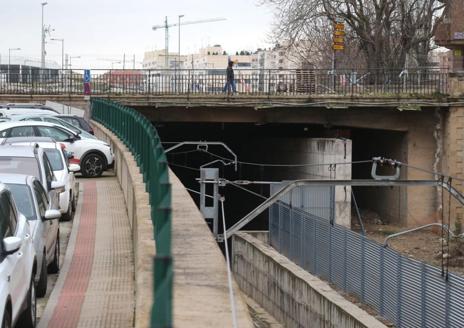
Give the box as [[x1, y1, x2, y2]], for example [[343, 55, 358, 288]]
[[0, 104, 59, 112], [0, 173, 34, 185], [0, 145, 38, 157], [0, 120, 67, 129], [2, 138, 59, 150]]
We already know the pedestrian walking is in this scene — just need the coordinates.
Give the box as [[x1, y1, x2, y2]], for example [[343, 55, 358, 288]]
[[223, 60, 236, 95]]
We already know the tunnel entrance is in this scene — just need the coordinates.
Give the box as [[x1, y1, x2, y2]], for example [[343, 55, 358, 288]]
[[155, 122, 408, 233]]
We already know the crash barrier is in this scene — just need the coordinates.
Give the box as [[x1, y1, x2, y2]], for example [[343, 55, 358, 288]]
[[270, 198, 464, 328], [91, 98, 172, 328]]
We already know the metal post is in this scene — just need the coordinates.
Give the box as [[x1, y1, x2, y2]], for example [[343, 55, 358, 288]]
[[41, 2, 48, 69], [164, 16, 169, 69]]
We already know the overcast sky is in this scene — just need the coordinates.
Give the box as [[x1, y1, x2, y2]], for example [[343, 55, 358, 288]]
[[0, 0, 275, 68]]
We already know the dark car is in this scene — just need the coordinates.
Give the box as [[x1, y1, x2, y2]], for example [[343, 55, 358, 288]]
[[56, 115, 94, 135]]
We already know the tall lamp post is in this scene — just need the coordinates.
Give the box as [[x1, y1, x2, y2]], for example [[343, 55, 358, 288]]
[[176, 15, 184, 93], [51, 38, 64, 70], [51, 38, 64, 88], [69, 55, 81, 69], [8, 48, 21, 84], [41, 2, 48, 69]]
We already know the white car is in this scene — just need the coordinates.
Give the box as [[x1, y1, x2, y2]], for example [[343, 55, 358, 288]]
[[0, 107, 58, 118], [0, 121, 114, 177], [0, 145, 63, 210], [2, 137, 80, 220], [0, 183, 37, 327], [3, 115, 97, 140], [1, 174, 61, 298]]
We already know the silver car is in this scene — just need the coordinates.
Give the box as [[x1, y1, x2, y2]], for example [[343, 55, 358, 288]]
[[0, 174, 61, 298]]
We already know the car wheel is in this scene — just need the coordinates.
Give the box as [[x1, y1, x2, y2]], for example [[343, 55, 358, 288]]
[[1, 306, 11, 328], [48, 234, 60, 274], [36, 255, 48, 298], [71, 193, 77, 212], [62, 193, 74, 221], [16, 276, 36, 328], [81, 153, 105, 178]]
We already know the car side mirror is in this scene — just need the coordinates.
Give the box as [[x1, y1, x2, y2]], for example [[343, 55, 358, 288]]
[[3, 236, 22, 256], [43, 209, 61, 220], [65, 135, 76, 143], [68, 163, 80, 173], [51, 181, 65, 193]]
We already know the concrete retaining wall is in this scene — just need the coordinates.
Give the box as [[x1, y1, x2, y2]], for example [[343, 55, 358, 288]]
[[91, 121, 253, 328], [232, 232, 387, 328]]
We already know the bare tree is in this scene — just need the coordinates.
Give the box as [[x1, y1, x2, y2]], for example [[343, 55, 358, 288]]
[[262, 0, 446, 70]]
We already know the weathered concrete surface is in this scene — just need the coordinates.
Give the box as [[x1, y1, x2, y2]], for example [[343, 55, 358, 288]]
[[170, 171, 253, 327], [91, 121, 153, 328], [92, 120, 253, 327], [232, 232, 388, 328]]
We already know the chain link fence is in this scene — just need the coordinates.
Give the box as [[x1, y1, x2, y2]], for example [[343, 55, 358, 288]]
[[269, 194, 464, 328]]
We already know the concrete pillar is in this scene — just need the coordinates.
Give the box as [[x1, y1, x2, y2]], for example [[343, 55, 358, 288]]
[[443, 106, 464, 232], [247, 138, 352, 228]]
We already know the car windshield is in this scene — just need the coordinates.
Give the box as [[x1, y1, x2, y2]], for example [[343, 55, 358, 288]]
[[0, 157, 40, 181], [43, 117, 81, 135], [6, 183, 36, 220], [44, 149, 64, 171]]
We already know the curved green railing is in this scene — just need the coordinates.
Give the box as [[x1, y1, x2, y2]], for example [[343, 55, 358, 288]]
[[91, 98, 172, 328]]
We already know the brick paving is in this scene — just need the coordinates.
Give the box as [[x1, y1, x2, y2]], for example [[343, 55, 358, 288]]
[[39, 177, 135, 328]]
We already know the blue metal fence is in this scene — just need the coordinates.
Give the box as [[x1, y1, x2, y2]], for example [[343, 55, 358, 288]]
[[269, 200, 464, 327]]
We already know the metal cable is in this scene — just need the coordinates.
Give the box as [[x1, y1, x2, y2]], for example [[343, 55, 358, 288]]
[[220, 196, 238, 328], [168, 162, 201, 171], [203, 150, 373, 168]]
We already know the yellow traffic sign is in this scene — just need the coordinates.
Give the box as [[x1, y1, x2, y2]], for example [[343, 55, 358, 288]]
[[333, 44, 344, 50]]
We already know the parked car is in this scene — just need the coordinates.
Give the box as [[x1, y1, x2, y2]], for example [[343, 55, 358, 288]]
[[2, 137, 80, 221], [0, 183, 37, 327], [0, 104, 58, 118], [1, 174, 61, 297], [0, 122, 114, 177], [5, 115, 97, 140], [0, 144, 63, 209], [56, 115, 94, 135]]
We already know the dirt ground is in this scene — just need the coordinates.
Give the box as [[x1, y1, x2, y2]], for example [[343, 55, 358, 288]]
[[352, 215, 464, 276]]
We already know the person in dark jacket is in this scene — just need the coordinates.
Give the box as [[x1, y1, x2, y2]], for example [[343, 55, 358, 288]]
[[223, 60, 237, 95]]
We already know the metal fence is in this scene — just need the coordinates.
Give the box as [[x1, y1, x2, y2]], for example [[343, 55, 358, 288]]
[[91, 98, 172, 328], [269, 193, 464, 328], [0, 68, 449, 96]]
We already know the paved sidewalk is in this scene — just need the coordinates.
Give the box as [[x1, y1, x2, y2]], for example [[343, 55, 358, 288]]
[[39, 177, 135, 328]]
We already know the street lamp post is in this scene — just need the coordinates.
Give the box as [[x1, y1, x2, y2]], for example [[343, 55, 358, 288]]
[[8, 48, 21, 84], [24, 60, 34, 83], [69, 55, 81, 69], [51, 38, 64, 89], [41, 2, 48, 69], [176, 15, 184, 93], [51, 38, 64, 70], [68, 56, 80, 92]]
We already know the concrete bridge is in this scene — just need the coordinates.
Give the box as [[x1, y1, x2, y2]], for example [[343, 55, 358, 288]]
[[2, 68, 464, 327]]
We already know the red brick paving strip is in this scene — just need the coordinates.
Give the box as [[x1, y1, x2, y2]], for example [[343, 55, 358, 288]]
[[47, 181, 97, 328]]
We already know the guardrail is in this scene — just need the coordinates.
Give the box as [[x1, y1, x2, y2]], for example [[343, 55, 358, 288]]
[[0, 68, 449, 96], [91, 98, 172, 328]]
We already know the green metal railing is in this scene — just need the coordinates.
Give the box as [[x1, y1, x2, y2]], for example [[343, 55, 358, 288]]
[[91, 98, 172, 328]]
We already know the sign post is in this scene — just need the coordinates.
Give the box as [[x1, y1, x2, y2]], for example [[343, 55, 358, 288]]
[[83, 69, 91, 97], [332, 21, 345, 91]]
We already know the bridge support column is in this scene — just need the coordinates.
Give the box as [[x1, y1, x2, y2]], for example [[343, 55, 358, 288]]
[[443, 105, 464, 233], [440, 74, 464, 233]]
